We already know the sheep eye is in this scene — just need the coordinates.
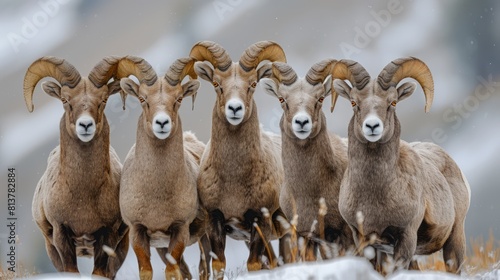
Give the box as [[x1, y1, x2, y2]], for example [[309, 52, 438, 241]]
[[213, 81, 219, 87], [138, 96, 146, 103], [177, 97, 183, 103], [391, 100, 397, 107], [278, 97, 285, 103], [318, 96, 325, 103], [351, 100, 357, 107], [250, 81, 257, 88]]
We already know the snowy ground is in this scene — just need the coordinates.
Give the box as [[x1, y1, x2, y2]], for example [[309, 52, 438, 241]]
[[20, 255, 500, 280]]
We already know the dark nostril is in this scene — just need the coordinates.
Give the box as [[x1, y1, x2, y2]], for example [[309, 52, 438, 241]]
[[295, 119, 309, 127], [366, 123, 380, 130], [229, 105, 242, 113], [79, 122, 93, 130], [156, 119, 169, 128]]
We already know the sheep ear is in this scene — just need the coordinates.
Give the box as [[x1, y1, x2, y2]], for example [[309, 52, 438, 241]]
[[397, 82, 417, 102], [182, 80, 200, 110], [257, 63, 272, 81], [322, 75, 332, 98], [333, 79, 352, 100], [120, 78, 139, 109], [260, 78, 279, 99], [41, 81, 61, 99], [107, 80, 121, 96], [194, 61, 214, 82]]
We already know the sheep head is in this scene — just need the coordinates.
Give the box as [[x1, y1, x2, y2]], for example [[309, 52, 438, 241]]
[[23, 56, 123, 142], [190, 40, 286, 126], [260, 60, 337, 140], [119, 56, 199, 140], [331, 57, 434, 144]]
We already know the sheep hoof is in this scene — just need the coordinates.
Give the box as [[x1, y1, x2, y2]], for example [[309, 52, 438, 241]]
[[247, 261, 262, 271], [139, 270, 153, 280], [165, 269, 183, 280]]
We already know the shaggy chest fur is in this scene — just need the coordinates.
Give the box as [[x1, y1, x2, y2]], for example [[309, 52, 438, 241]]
[[34, 145, 122, 236], [198, 155, 280, 219]]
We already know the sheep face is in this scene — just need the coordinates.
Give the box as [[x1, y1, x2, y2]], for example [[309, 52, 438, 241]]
[[333, 79, 417, 143], [41, 79, 120, 142], [195, 62, 271, 126], [261, 77, 332, 140], [120, 78, 199, 140]]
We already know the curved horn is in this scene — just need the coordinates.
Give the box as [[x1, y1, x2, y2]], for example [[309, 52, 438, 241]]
[[112, 55, 157, 86], [271, 62, 297, 86], [305, 59, 339, 86], [165, 57, 196, 86], [377, 57, 434, 112], [88, 56, 120, 88], [239, 41, 286, 72], [190, 41, 232, 72], [330, 59, 371, 112], [23, 56, 81, 112]]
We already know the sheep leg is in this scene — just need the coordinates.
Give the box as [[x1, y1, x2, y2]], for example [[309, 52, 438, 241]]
[[247, 225, 264, 271], [92, 228, 120, 279], [164, 224, 189, 280], [156, 247, 192, 280], [131, 224, 153, 280], [97, 224, 129, 279], [392, 230, 417, 272], [209, 210, 226, 280], [442, 225, 466, 274], [52, 225, 78, 273], [108, 224, 130, 278], [278, 233, 293, 264], [304, 240, 317, 262], [178, 255, 192, 280], [43, 236, 64, 271], [198, 234, 212, 280]]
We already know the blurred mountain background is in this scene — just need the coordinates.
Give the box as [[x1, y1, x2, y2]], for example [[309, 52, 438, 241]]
[[0, 0, 499, 278]]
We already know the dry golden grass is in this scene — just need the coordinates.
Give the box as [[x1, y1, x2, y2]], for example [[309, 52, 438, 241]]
[[0, 262, 37, 280]]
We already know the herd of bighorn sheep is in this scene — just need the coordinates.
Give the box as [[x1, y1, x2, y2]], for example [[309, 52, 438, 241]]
[[24, 41, 470, 280]]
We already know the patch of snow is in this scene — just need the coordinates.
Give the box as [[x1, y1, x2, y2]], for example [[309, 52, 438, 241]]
[[236, 257, 384, 280]]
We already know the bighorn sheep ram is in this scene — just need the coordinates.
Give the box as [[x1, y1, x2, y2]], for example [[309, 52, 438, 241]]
[[330, 57, 470, 273], [260, 60, 354, 262], [118, 56, 209, 280], [24, 56, 129, 279], [189, 41, 287, 278]]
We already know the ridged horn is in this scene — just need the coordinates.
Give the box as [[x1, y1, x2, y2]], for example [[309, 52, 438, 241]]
[[239, 41, 286, 72], [165, 57, 196, 86], [190, 41, 232, 72], [377, 57, 434, 113], [330, 59, 371, 112], [271, 62, 297, 86], [112, 55, 158, 86], [305, 59, 339, 86], [23, 56, 81, 112], [165, 57, 198, 110], [88, 56, 120, 89]]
